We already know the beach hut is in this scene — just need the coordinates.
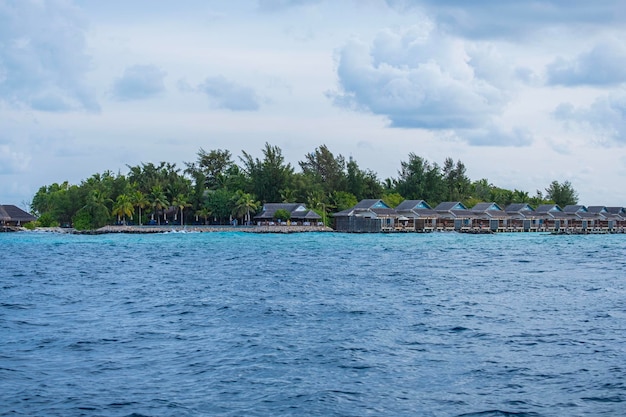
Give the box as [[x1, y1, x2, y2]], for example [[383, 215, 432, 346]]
[[254, 203, 321, 226], [0, 205, 37, 227]]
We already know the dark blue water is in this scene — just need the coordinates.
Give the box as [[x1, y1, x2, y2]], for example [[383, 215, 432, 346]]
[[1, 231, 625, 416]]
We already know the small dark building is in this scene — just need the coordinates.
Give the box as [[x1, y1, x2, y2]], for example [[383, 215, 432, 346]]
[[254, 203, 321, 225]]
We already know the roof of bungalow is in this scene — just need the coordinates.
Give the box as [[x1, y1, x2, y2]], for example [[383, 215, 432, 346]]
[[470, 202, 508, 219], [563, 205, 587, 213], [0, 205, 37, 223], [395, 200, 437, 218], [591, 207, 623, 220], [333, 199, 397, 218], [533, 204, 572, 219], [254, 203, 321, 220], [561, 205, 604, 220], [505, 203, 535, 213], [605, 207, 626, 215], [535, 204, 562, 214], [587, 206, 608, 214], [434, 201, 473, 218]]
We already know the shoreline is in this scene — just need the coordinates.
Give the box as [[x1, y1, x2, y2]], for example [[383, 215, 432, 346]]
[[25, 225, 335, 234]]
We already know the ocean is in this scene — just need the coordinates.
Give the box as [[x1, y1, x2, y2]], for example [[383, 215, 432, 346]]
[[1, 231, 625, 416]]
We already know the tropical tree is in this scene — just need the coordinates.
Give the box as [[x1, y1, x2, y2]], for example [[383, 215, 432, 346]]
[[112, 194, 134, 224], [149, 185, 169, 225], [299, 144, 347, 195], [545, 180, 579, 207], [131, 190, 150, 225], [274, 209, 291, 222], [240, 143, 295, 203], [187, 148, 234, 190], [232, 190, 260, 225], [75, 189, 112, 230], [205, 188, 236, 224], [172, 193, 191, 226], [195, 206, 212, 225]]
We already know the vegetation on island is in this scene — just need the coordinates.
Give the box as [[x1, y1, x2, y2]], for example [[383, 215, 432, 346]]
[[29, 143, 579, 230]]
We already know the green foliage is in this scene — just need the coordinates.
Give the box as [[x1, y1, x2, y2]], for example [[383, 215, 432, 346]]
[[274, 209, 291, 221], [205, 188, 235, 224], [23, 221, 36, 230], [240, 143, 295, 203], [72, 209, 94, 230], [35, 212, 59, 227], [545, 180, 579, 207], [382, 192, 404, 208]]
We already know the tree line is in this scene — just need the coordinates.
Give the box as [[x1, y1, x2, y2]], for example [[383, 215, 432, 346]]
[[29, 143, 579, 230]]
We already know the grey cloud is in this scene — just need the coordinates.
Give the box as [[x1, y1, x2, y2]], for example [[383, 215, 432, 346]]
[[0, 0, 99, 112], [546, 40, 626, 86], [385, 0, 624, 39], [553, 90, 626, 143], [330, 27, 510, 131], [196, 76, 261, 111], [112, 65, 166, 101], [462, 126, 533, 147]]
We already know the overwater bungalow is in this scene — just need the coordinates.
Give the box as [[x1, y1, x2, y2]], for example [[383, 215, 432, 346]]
[[333, 199, 397, 232], [332, 199, 626, 234], [504, 203, 540, 231], [470, 202, 508, 232], [588, 206, 625, 232], [394, 200, 437, 232], [433, 202, 473, 231]]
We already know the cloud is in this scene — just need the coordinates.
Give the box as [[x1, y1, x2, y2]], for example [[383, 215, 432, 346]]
[[112, 65, 166, 101], [385, 0, 625, 39], [0, 0, 99, 112], [553, 89, 626, 144], [0, 144, 30, 175], [546, 39, 626, 86], [461, 125, 533, 147], [330, 26, 513, 132], [182, 76, 261, 111]]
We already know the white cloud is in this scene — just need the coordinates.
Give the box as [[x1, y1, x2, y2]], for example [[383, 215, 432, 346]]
[[330, 26, 528, 146], [0, 0, 99, 112], [111, 65, 166, 101]]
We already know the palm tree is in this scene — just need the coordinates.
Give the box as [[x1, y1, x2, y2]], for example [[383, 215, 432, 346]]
[[232, 190, 260, 225], [82, 189, 112, 229], [195, 207, 212, 225], [112, 194, 134, 225], [172, 193, 191, 226], [130, 190, 149, 225], [149, 185, 169, 225]]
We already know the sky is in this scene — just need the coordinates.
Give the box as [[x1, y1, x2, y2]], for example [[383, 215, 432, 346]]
[[2, 0, 626, 208]]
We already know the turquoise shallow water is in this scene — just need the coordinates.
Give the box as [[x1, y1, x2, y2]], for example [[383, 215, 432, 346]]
[[1, 231, 625, 416]]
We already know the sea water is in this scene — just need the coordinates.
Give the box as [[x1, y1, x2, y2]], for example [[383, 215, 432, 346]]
[[1, 231, 625, 416]]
